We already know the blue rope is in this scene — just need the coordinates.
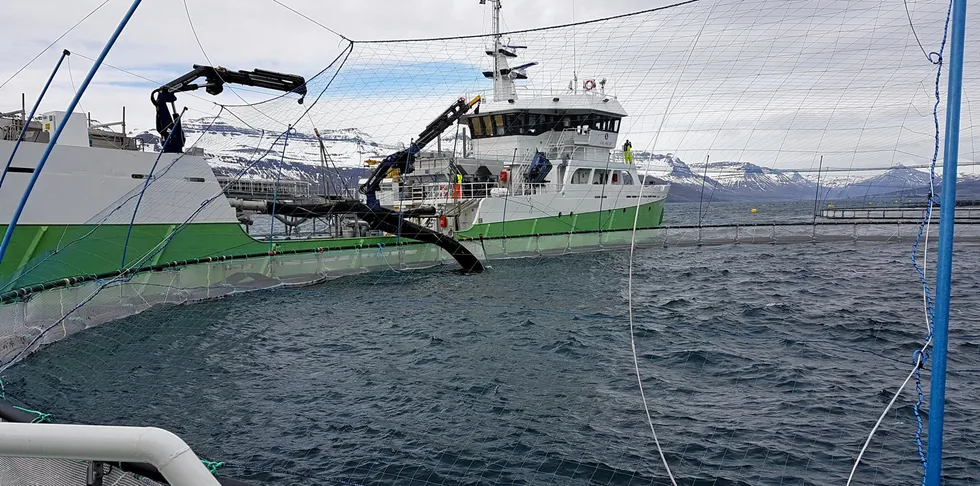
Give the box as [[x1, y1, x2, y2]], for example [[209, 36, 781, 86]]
[[910, 1, 953, 481], [0, 50, 70, 191], [120, 108, 186, 269]]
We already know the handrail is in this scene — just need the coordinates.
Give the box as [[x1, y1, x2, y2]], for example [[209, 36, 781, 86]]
[[0, 423, 220, 486]]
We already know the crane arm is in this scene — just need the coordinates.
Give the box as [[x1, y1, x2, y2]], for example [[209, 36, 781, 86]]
[[359, 96, 480, 208], [152, 65, 307, 153]]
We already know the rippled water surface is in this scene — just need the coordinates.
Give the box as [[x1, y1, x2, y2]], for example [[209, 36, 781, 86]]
[[4, 202, 980, 485]]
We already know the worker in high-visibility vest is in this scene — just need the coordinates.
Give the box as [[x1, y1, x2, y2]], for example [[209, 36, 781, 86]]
[[454, 173, 463, 199], [623, 140, 633, 164]]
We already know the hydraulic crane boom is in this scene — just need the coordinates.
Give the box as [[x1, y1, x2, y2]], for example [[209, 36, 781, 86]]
[[152, 65, 307, 153], [359, 96, 481, 209]]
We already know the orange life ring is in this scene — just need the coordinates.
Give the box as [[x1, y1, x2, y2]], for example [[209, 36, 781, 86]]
[[584, 79, 596, 91]]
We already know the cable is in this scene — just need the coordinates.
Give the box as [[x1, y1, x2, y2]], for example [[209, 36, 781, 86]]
[[270, 0, 349, 41], [0, 0, 110, 91], [64, 56, 87, 123], [904, 0, 932, 62], [355, 0, 699, 43], [182, 0, 249, 107]]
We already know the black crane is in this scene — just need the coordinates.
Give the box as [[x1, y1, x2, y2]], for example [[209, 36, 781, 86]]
[[151, 65, 307, 153], [359, 96, 480, 209]]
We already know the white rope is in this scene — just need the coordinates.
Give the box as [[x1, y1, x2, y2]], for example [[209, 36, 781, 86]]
[[622, 2, 717, 484], [846, 160, 937, 486], [845, 337, 931, 485]]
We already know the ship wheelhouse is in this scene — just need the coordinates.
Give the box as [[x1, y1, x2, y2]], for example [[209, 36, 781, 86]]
[[465, 110, 622, 139]]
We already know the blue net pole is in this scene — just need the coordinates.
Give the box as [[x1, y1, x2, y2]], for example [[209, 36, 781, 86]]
[[925, 0, 967, 484], [0, 0, 144, 268], [0, 49, 70, 191]]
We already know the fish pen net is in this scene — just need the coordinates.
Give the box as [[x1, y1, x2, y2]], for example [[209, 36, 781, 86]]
[[3, 0, 980, 485]]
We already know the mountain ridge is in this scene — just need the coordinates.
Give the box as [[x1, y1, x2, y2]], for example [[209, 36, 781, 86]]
[[131, 118, 971, 203]]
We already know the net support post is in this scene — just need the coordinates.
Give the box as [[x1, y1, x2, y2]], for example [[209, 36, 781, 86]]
[[926, 0, 968, 483]]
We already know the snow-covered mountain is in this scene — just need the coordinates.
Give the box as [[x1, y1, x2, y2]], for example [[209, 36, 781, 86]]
[[690, 160, 815, 196], [637, 153, 941, 203], [133, 119, 958, 202], [131, 117, 396, 184]]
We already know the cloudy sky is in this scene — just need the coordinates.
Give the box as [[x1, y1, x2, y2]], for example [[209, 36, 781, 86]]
[[3, 0, 980, 174]]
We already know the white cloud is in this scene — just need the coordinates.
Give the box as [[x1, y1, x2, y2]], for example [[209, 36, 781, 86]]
[[3, 0, 980, 173]]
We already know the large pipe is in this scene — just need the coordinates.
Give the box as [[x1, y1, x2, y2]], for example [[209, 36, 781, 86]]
[[227, 198, 268, 212], [0, 423, 220, 486]]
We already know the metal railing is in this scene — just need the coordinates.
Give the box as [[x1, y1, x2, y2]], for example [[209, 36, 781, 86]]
[[464, 88, 619, 101], [399, 181, 499, 203], [219, 177, 314, 200]]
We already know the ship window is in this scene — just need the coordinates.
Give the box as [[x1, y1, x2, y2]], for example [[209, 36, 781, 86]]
[[623, 171, 634, 185], [593, 169, 609, 185], [571, 168, 592, 184], [470, 117, 484, 137], [613, 119, 621, 132], [611, 170, 621, 185], [494, 115, 505, 136], [482, 116, 493, 136], [512, 112, 526, 134]]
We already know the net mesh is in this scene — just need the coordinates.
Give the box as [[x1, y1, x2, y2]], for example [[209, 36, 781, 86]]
[[3, 0, 980, 485]]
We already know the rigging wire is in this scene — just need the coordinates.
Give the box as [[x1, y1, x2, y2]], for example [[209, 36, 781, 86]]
[[182, 0, 289, 131], [904, 0, 933, 63], [64, 56, 88, 124], [355, 0, 699, 43], [270, 0, 350, 42], [0, 0, 110, 91], [182, 0, 248, 106]]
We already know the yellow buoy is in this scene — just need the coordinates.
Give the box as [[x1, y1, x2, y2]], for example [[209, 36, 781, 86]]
[[827, 203, 835, 209], [751, 208, 758, 213]]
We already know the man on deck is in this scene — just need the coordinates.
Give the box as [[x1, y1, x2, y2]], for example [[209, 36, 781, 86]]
[[623, 139, 633, 163]]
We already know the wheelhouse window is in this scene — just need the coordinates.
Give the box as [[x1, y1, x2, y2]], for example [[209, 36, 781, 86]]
[[471, 117, 484, 137], [622, 171, 634, 185], [593, 169, 609, 185], [571, 168, 592, 184], [467, 111, 623, 139]]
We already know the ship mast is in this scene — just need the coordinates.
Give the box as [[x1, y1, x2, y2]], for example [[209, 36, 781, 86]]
[[481, 0, 538, 101], [483, 0, 513, 101], [492, 0, 501, 93]]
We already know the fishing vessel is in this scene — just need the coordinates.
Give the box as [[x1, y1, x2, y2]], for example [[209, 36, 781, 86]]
[[0, 0, 667, 300], [0, 0, 668, 370], [0, 0, 972, 485]]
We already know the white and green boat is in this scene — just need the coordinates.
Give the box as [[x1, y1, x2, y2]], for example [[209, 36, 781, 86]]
[[0, 0, 668, 332]]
